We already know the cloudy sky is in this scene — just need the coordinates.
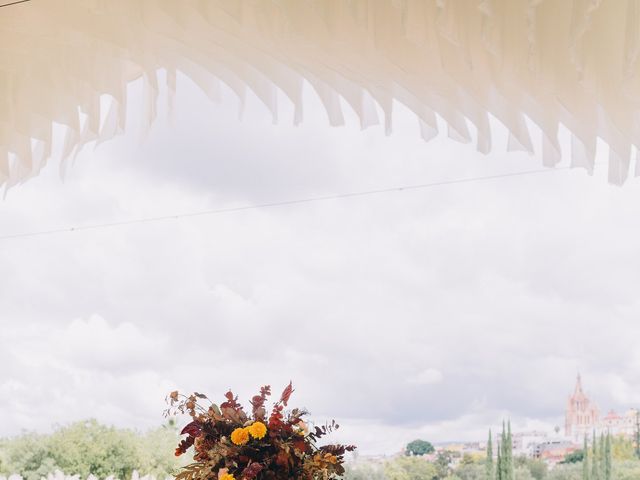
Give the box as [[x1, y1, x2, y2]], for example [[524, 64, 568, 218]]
[[2, 74, 640, 454]]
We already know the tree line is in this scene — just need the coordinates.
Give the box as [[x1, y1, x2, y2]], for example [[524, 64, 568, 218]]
[[344, 423, 640, 480], [0, 420, 181, 480], [2, 418, 640, 480]]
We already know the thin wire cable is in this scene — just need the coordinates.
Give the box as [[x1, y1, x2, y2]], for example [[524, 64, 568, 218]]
[[0, 0, 32, 8], [0, 165, 589, 241]]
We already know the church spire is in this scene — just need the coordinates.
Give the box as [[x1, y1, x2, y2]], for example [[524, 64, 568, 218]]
[[575, 373, 584, 395]]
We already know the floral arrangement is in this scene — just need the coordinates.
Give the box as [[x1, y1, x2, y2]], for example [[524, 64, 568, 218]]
[[166, 383, 355, 480]]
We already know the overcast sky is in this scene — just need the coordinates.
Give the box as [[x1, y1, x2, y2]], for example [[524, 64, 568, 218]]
[[1, 74, 640, 454]]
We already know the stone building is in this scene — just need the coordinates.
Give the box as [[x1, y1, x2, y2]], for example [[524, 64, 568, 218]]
[[564, 374, 638, 443], [565, 374, 600, 442]]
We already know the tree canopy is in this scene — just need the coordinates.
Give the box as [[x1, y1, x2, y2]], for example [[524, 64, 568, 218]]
[[405, 439, 435, 456], [0, 419, 180, 480]]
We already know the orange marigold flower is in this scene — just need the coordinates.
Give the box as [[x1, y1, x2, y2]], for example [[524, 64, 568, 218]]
[[219, 474, 235, 480], [230, 427, 250, 445], [248, 421, 267, 440]]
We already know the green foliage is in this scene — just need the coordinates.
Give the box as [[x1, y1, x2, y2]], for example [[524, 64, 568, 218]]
[[560, 450, 584, 464], [344, 455, 640, 480], [591, 432, 598, 480], [460, 454, 479, 467], [513, 456, 547, 480], [48, 420, 140, 479], [611, 460, 640, 480], [455, 463, 484, 480], [635, 411, 640, 460], [0, 432, 58, 480], [486, 430, 494, 480], [603, 434, 611, 480], [384, 456, 438, 480], [343, 461, 387, 480], [405, 440, 435, 457], [546, 463, 582, 480], [0, 419, 180, 480], [583, 436, 590, 480], [435, 451, 454, 479], [611, 436, 636, 461], [4, 419, 639, 480], [136, 421, 182, 478], [514, 466, 534, 480], [496, 422, 514, 480]]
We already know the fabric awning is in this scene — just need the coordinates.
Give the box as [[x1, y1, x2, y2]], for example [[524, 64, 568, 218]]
[[2, 0, 639, 186]]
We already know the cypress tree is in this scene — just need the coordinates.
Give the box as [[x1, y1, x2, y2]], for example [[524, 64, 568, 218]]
[[504, 423, 509, 480], [604, 433, 612, 480], [496, 445, 503, 480], [486, 429, 494, 480], [498, 422, 508, 480], [582, 435, 590, 480], [599, 434, 605, 480], [636, 410, 640, 460], [591, 430, 599, 480], [506, 421, 514, 480]]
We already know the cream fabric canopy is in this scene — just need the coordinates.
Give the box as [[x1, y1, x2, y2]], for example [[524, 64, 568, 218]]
[[1, 0, 640, 186]]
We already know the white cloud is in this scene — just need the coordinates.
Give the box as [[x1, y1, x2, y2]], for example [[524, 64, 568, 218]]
[[407, 369, 444, 385], [1, 78, 640, 453]]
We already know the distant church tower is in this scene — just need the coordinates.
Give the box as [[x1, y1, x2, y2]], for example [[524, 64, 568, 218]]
[[565, 374, 599, 442]]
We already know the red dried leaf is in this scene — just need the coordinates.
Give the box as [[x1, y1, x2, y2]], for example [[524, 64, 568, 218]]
[[220, 391, 242, 410], [275, 450, 290, 467], [279, 382, 294, 406], [175, 436, 195, 455], [292, 438, 308, 453], [250, 385, 272, 420], [241, 462, 263, 479], [268, 404, 284, 430], [180, 420, 202, 437]]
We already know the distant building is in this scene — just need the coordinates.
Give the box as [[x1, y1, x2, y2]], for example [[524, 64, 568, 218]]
[[564, 374, 638, 443], [437, 443, 464, 454], [601, 408, 638, 436], [512, 431, 549, 457], [461, 442, 485, 454], [565, 374, 600, 441], [534, 440, 578, 465]]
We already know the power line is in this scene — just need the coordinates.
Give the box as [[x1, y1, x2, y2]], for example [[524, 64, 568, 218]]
[[0, 0, 32, 8], [0, 165, 585, 241]]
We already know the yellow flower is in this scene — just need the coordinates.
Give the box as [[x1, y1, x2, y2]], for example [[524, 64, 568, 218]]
[[219, 474, 235, 480], [248, 421, 267, 440], [230, 427, 250, 445]]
